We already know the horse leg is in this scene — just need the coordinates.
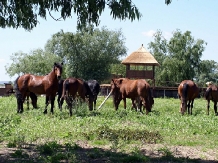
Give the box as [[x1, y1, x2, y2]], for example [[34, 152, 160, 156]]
[[131, 98, 137, 111], [139, 98, 144, 113], [187, 100, 190, 114], [16, 93, 23, 113], [123, 98, 126, 109], [189, 100, 194, 115], [181, 98, 187, 115], [57, 94, 64, 111], [50, 96, 55, 114], [115, 99, 121, 111], [180, 101, 182, 113], [57, 95, 61, 110], [214, 101, 218, 116], [69, 97, 77, 116], [207, 100, 210, 115], [26, 95, 30, 110], [43, 96, 50, 114], [94, 100, 96, 110]]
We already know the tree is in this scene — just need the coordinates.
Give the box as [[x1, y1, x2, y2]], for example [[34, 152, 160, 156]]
[[0, 0, 136, 31], [148, 29, 207, 86], [0, 0, 173, 31], [110, 62, 126, 76], [195, 60, 218, 87], [45, 26, 127, 83], [5, 49, 62, 77]]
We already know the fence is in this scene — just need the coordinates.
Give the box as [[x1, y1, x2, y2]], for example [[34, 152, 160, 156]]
[[0, 83, 14, 97], [100, 84, 207, 98]]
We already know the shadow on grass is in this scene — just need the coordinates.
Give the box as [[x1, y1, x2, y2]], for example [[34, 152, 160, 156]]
[[0, 141, 217, 163]]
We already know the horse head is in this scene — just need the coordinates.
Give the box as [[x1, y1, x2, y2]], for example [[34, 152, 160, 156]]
[[110, 78, 125, 110], [110, 78, 124, 91], [54, 62, 63, 79]]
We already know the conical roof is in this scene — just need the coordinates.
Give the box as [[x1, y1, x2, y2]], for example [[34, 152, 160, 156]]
[[121, 44, 160, 66]]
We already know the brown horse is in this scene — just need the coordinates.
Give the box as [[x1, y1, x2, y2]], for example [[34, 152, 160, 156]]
[[205, 84, 218, 116], [14, 62, 63, 114], [12, 81, 38, 109], [110, 78, 154, 114], [61, 77, 94, 116], [178, 80, 199, 115]]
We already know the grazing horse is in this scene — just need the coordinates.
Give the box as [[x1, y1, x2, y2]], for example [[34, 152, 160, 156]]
[[14, 62, 63, 114], [11, 82, 38, 109], [178, 80, 199, 115], [61, 78, 94, 116], [87, 80, 100, 110], [205, 84, 218, 116], [110, 78, 154, 114]]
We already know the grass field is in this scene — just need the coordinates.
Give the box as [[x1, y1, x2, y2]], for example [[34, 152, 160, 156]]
[[0, 95, 218, 162]]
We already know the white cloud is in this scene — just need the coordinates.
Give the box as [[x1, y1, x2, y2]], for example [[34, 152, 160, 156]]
[[142, 30, 173, 40], [0, 59, 6, 63], [163, 31, 172, 40], [142, 30, 156, 37]]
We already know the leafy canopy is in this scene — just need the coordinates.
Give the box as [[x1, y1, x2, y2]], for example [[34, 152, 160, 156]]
[[0, 0, 137, 31], [45, 26, 127, 82], [148, 29, 207, 86], [5, 49, 62, 77], [0, 0, 172, 31]]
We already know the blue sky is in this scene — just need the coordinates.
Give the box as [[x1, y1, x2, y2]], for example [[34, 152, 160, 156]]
[[0, 0, 217, 81]]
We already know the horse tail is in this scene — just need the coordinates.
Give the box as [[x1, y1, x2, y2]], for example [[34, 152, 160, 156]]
[[14, 76, 23, 113], [205, 87, 212, 100], [145, 85, 154, 112], [61, 79, 69, 99], [14, 76, 20, 92], [14, 76, 22, 99], [182, 83, 189, 99], [84, 81, 93, 97]]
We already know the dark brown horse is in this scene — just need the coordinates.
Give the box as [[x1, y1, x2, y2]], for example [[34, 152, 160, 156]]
[[87, 79, 100, 110], [178, 80, 199, 115], [110, 78, 154, 114], [14, 62, 63, 114], [61, 77, 94, 116], [205, 84, 218, 116], [57, 79, 65, 110]]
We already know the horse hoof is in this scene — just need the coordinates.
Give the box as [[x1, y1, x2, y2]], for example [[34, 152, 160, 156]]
[[43, 110, 47, 114]]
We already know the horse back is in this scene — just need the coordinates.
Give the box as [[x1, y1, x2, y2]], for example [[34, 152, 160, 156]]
[[17, 74, 32, 91], [87, 80, 100, 96], [63, 78, 79, 97], [205, 85, 218, 102], [119, 79, 139, 97], [178, 80, 199, 100]]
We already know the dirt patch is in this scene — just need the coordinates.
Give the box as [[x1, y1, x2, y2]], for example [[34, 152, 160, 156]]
[[75, 141, 218, 162], [0, 141, 217, 163]]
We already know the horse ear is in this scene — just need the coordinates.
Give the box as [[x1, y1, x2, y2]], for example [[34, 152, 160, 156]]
[[54, 62, 57, 66], [61, 62, 63, 65]]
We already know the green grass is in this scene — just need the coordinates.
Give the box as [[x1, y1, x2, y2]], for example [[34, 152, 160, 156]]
[[0, 95, 218, 162]]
